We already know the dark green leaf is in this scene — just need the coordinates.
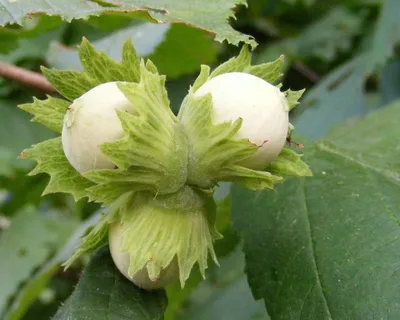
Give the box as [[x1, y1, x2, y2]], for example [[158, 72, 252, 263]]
[[232, 100, 400, 319], [53, 247, 168, 320]]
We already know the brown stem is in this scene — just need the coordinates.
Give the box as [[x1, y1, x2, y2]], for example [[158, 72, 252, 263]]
[[0, 62, 55, 94]]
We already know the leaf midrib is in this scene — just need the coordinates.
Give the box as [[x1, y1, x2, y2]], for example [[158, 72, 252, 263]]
[[301, 179, 333, 320]]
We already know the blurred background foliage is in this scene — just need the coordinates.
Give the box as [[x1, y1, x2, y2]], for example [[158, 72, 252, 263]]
[[0, 0, 399, 319]]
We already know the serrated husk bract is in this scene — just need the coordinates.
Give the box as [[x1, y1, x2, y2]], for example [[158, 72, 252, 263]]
[[110, 186, 221, 287]]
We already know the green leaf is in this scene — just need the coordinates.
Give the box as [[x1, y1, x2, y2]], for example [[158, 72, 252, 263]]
[[367, 0, 400, 73], [53, 247, 168, 320], [165, 268, 203, 320], [232, 100, 400, 319], [47, 23, 218, 79], [255, 7, 363, 64], [0, 147, 14, 177], [379, 59, 400, 104], [5, 264, 59, 320], [0, 1, 105, 26], [285, 89, 306, 111], [18, 96, 70, 133], [21, 137, 94, 201], [0, 99, 54, 169], [0, 16, 63, 55], [98, 0, 256, 48], [0, 0, 256, 48], [326, 98, 400, 175], [0, 30, 63, 84], [294, 55, 366, 139], [0, 206, 77, 317], [4, 213, 101, 320], [148, 24, 218, 79], [47, 23, 169, 70]]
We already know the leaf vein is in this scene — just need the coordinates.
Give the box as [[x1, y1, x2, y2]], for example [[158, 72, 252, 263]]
[[318, 142, 400, 185]]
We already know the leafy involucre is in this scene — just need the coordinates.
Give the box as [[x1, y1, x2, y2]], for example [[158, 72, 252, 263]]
[[209, 46, 305, 110], [286, 89, 306, 111], [179, 93, 266, 189], [148, 24, 218, 78], [117, 187, 221, 287], [218, 165, 283, 190], [178, 46, 308, 190], [266, 148, 312, 177], [18, 96, 70, 133], [79, 38, 141, 83], [210, 46, 284, 83], [20, 39, 145, 202], [91, 62, 188, 199], [21, 137, 93, 201], [54, 247, 168, 320], [40, 68, 100, 101]]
